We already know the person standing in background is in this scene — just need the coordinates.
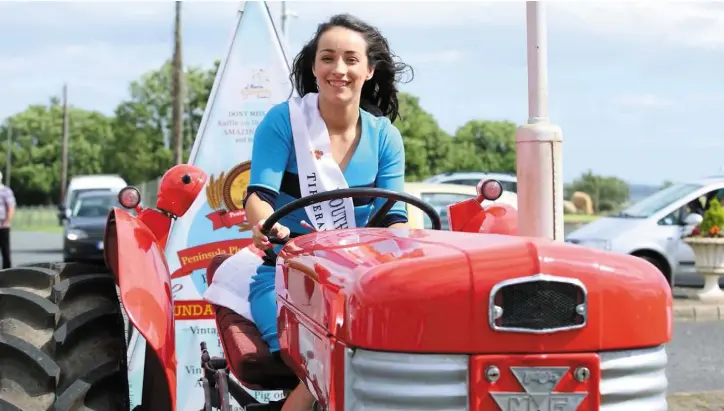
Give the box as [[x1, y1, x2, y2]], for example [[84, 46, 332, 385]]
[[0, 171, 16, 269]]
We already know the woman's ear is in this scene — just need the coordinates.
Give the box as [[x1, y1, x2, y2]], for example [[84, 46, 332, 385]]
[[366, 67, 375, 81]]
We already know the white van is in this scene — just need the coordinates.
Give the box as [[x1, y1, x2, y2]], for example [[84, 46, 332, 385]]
[[58, 174, 127, 224]]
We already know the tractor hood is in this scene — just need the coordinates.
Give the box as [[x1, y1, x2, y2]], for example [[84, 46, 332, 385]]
[[279, 228, 672, 354]]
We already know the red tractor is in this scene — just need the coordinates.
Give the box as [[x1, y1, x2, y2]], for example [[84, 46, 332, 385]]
[[0, 162, 672, 411]]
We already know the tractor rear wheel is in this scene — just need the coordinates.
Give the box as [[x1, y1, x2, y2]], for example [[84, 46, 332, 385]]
[[0, 262, 129, 411]]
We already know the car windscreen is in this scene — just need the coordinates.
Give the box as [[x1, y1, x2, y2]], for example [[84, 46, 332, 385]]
[[617, 183, 704, 218], [71, 196, 119, 218], [421, 192, 477, 230], [68, 188, 112, 210]]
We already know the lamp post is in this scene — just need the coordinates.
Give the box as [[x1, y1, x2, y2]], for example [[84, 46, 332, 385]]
[[516, 1, 565, 241]]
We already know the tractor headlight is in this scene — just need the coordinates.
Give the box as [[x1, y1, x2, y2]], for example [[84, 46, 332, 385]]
[[66, 228, 88, 241]]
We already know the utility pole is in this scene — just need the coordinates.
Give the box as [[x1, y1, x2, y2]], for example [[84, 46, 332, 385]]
[[171, 0, 184, 164], [60, 83, 69, 203], [5, 121, 11, 187]]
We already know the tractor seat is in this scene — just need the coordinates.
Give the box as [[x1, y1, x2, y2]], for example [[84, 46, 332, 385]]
[[206, 253, 299, 391]]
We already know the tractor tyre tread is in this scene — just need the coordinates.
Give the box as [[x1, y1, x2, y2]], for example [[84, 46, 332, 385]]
[[0, 262, 129, 411]]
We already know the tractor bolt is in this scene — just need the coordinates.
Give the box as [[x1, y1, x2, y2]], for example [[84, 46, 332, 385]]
[[485, 365, 501, 383], [576, 304, 587, 316], [573, 366, 590, 382], [492, 306, 504, 320]]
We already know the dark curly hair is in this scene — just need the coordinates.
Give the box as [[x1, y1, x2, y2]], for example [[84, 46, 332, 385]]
[[289, 14, 413, 123]]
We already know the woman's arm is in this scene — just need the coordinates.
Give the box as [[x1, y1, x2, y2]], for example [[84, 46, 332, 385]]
[[243, 103, 293, 237], [245, 193, 275, 228], [388, 222, 409, 228]]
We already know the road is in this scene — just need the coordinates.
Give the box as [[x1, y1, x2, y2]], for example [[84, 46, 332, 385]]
[[11, 230, 63, 266], [7, 230, 724, 397], [668, 321, 724, 394]]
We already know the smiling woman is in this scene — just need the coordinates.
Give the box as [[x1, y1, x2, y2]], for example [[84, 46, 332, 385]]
[[289, 13, 413, 121], [224, 13, 415, 411]]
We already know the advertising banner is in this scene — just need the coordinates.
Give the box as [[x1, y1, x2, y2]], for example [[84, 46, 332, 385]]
[[126, 2, 292, 409]]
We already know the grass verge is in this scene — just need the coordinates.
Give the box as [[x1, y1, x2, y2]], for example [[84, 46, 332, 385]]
[[563, 214, 600, 224], [14, 225, 63, 234], [668, 390, 724, 410]]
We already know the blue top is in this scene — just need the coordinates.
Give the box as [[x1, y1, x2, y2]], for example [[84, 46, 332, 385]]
[[243, 101, 408, 236]]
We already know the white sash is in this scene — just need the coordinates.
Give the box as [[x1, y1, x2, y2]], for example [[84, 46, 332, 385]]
[[288, 92, 357, 231], [204, 94, 357, 323]]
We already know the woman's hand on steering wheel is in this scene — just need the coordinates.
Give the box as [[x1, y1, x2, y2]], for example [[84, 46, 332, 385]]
[[252, 219, 290, 250]]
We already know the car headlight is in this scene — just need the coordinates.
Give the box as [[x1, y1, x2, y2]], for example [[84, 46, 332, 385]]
[[66, 228, 88, 241], [576, 239, 611, 250]]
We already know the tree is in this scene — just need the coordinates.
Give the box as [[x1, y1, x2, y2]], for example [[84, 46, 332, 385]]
[[108, 60, 218, 182], [450, 120, 517, 173], [393, 93, 451, 181], [565, 170, 630, 213], [0, 99, 113, 205]]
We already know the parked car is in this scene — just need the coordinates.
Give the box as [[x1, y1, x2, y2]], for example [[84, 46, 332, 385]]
[[566, 175, 724, 287], [424, 171, 518, 193], [404, 182, 518, 230], [58, 174, 127, 225], [63, 191, 121, 263]]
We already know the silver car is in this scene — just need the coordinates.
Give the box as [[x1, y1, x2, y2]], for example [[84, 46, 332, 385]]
[[565, 177, 724, 287]]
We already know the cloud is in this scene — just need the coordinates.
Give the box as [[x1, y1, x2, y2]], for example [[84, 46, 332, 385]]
[[404, 49, 468, 65], [614, 93, 676, 109], [292, 1, 522, 29], [547, 2, 724, 49], [3, 1, 724, 50], [0, 40, 174, 118]]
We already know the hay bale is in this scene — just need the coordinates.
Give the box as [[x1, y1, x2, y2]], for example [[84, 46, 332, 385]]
[[563, 200, 578, 214], [571, 192, 593, 215]]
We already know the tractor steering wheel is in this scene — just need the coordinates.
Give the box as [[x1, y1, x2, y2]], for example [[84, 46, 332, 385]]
[[259, 187, 442, 260]]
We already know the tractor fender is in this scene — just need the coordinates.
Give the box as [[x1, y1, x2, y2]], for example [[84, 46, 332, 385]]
[[104, 207, 176, 410], [480, 203, 518, 235]]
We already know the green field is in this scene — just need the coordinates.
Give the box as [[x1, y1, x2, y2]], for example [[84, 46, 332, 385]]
[[13, 207, 62, 233]]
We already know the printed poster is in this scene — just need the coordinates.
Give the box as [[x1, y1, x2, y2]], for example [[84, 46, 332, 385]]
[[126, 2, 292, 410]]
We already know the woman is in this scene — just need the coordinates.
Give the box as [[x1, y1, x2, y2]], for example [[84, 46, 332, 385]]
[[243, 13, 411, 410]]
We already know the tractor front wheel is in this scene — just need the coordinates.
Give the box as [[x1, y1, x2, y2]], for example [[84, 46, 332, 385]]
[[0, 262, 129, 411]]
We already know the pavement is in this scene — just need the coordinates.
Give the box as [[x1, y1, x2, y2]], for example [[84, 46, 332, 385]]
[[6, 229, 724, 405]]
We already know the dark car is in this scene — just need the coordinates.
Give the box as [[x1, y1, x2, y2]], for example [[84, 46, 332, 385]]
[[62, 191, 120, 263]]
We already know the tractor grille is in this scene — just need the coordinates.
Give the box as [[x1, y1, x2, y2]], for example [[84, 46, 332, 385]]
[[600, 345, 668, 410], [489, 274, 587, 333], [344, 349, 468, 410]]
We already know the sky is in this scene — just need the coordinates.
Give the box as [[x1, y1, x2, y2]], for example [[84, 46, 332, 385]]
[[2, 1, 724, 186]]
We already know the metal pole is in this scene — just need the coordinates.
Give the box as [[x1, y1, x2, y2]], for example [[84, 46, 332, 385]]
[[515, 1, 564, 241], [526, 1, 548, 123], [280, 1, 296, 52], [5, 122, 10, 186], [281, 1, 288, 40], [172, 0, 184, 164], [60, 83, 69, 204]]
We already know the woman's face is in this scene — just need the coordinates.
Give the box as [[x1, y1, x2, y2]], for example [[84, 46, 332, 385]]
[[313, 26, 374, 107]]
